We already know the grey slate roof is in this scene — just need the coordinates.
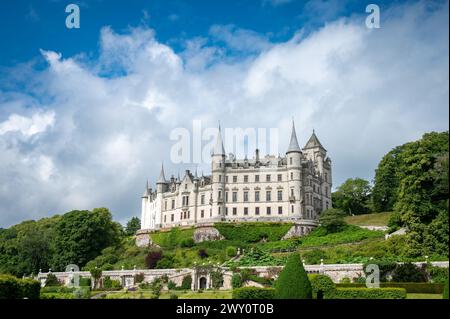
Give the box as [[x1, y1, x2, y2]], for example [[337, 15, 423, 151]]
[[286, 120, 302, 153]]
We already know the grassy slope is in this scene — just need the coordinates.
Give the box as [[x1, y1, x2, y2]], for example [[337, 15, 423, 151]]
[[344, 212, 392, 226]]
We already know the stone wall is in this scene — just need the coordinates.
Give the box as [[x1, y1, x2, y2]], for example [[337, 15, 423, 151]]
[[193, 226, 224, 243]]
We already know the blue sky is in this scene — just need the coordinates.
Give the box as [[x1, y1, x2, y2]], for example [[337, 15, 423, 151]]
[[0, 0, 448, 227]]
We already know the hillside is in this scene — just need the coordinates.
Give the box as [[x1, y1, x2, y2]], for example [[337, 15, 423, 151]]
[[344, 212, 392, 227]]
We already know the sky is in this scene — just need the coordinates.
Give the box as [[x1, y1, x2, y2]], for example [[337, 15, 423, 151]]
[[0, 0, 448, 227]]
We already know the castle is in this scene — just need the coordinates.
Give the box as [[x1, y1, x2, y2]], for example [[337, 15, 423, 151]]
[[139, 121, 332, 236]]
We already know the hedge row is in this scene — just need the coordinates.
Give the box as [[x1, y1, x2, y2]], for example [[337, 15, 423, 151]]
[[336, 282, 444, 294], [0, 274, 41, 299], [328, 288, 407, 299], [149, 227, 195, 247], [214, 222, 293, 242], [232, 287, 276, 299]]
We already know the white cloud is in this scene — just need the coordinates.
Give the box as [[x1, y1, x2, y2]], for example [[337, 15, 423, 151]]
[[0, 1, 448, 227]]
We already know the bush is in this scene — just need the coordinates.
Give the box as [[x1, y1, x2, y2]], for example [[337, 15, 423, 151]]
[[167, 281, 177, 290], [0, 275, 41, 299], [329, 287, 406, 299], [275, 253, 312, 299], [340, 277, 351, 284], [145, 249, 163, 269], [214, 222, 293, 242], [309, 274, 335, 299], [79, 277, 91, 287], [226, 246, 237, 258], [73, 286, 91, 299], [198, 249, 209, 259], [392, 263, 427, 282], [181, 275, 192, 290], [232, 287, 276, 299], [180, 238, 195, 248], [428, 266, 449, 284], [336, 282, 444, 294], [232, 273, 243, 289], [45, 273, 61, 287], [363, 260, 397, 282], [319, 208, 347, 233], [170, 293, 179, 299], [103, 276, 122, 289], [444, 280, 449, 299], [134, 273, 145, 284]]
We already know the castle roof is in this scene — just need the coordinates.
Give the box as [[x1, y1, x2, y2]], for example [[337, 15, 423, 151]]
[[212, 124, 225, 156], [286, 119, 302, 153], [157, 163, 167, 184], [303, 130, 326, 151]]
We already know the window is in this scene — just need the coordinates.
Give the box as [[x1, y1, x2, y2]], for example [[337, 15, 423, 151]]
[[201, 210, 204, 218], [184, 211, 187, 219], [326, 201, 329, 209], [291, 172, 293, 180], [266, 174, 271, 182], [290, 157, 293, 165], [172, 199, 175, 209], [277, 190, 283, 201], [244, 191, 249, 202], [218, 191, 222, 201], [188, 211, 190, 219], [219, 175, 222, 182], [164, 215, 166, 223], [233, 176, 237, 183], [225, 191, 228, 202], [218, 207, 221, 215], [291, 188, 294, 197], [277, 174, 282, 182], [233, 207, 237, 216], [244, 175, 248, 183], [232, 192, 238, 202], [278, 206, 283, 215], [325, 172, 328, 182], [225, 207, 228, 216], [165, 201, 167, 210], [266, 191, 271, 202], [210, 209, 212, 217], [185, 184, 187, 190], [226, 176, 229, 183], [291, 205, 294, 213], [255, 207, 260, 215], [255, 175, 260, 182], [267, 207, 271, 215], [244, 207, 248, 215], [255, 191, 260, 202], [325, 187, 328, 197], [200, 195, 204, 205], [171, 214, 174, 222]]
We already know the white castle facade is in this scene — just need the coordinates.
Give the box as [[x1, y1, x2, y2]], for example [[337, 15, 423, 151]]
[[140, 121, 332, 235]]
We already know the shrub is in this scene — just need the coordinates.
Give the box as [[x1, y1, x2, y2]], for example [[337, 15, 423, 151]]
[[443, 280, 449, 299], [231, 273, 243, 289], [335, 282, 444, 294], [319, 208, 347, 233], [226, 246, 237, 258], [309, 274, 335, 299], [363, 260, 397, 282], [156, 255, 175, 269], [0, 275, 41, 299], [103, 276, 122, 289], [134, 273, 145, 284], [392, 263, 427, 282], [180, 238, 195, 248], [45, 273, 61, 287], [214, 222, 293, 242], [232, 287, 276, 299], [181, 275, 192, 290], [198, 248, 209, 259], [145, 249, 163, 269], [167, 281, 177, 290], [329, 287, 406, 299], [170, 293, 179, 299], [302, 249, 327, 265], [428, 266, 449, 284], [340, 277, 351, 284], [73, 286, 91, 299], [210, 270, 224, 289], [275, 253, 312, 299], [79, 277, 91, 287]]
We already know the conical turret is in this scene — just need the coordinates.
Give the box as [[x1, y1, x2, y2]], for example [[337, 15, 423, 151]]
[[286, 119, 301, 154], [212, 123, 225, 156]]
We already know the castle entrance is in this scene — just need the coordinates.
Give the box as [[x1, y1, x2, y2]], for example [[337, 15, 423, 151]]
[[199, 277, 207, 289]]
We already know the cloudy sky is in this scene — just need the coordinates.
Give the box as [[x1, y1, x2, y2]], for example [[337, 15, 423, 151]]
[[0, 0, 448, 227]]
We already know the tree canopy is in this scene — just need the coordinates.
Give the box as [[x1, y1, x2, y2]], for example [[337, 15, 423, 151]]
[[332, 178, 372, 215]]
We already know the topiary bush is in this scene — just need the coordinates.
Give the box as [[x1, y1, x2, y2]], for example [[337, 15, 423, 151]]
[[392, 263, 427, 282], [181, 275, 192, 290], [275, 253, 312, 299], [232, 287, 276, 299], [226, 246, 237, 258], [309, 274, 336, 299], [329, 287, 406, 299]]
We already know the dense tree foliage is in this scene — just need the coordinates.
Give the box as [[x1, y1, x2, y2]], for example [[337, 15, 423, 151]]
[[318, 208, 347, 233], [125, 217, 141, 236], [0, 208, 122, 275], [332, 178, 372, 215]]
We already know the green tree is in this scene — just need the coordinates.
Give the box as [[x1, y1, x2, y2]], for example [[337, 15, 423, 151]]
[[275, 253, 312, 299], [319, 208, 347, 234], [125, 217, 141, 236], [51, 208, 122, 270], [332, 178, 372, 215]]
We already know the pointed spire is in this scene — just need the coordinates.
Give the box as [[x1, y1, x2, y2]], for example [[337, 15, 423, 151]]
[[212, 122, 225, 156], [157, 163, 167, 184], [304, 129, 326, 151], [287, 118, 301, 153], [142, 180, 150, 197], [194, 166, 199, 180]]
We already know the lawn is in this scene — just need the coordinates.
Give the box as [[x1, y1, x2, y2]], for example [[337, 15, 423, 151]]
[[406, 293, 443, 299], [344, 212, 392, 227]]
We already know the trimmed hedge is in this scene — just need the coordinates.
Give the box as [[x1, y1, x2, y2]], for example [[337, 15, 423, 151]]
[[336, 282, 444, 294], [308, 274, 336, 299], [214, 222, 293, 242], [275, 253, 312, 299], [329, 288, 406, 299], [232, 287, 276, 299], [150, 227, 195, 248], [0, 274, 41, 299]]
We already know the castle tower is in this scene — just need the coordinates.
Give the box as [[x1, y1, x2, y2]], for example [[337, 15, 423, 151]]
[[141, 180, 150, 229], [286, 120, 303, 218], [155, 163, 168, 228], [211, 124, 226, 220]]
